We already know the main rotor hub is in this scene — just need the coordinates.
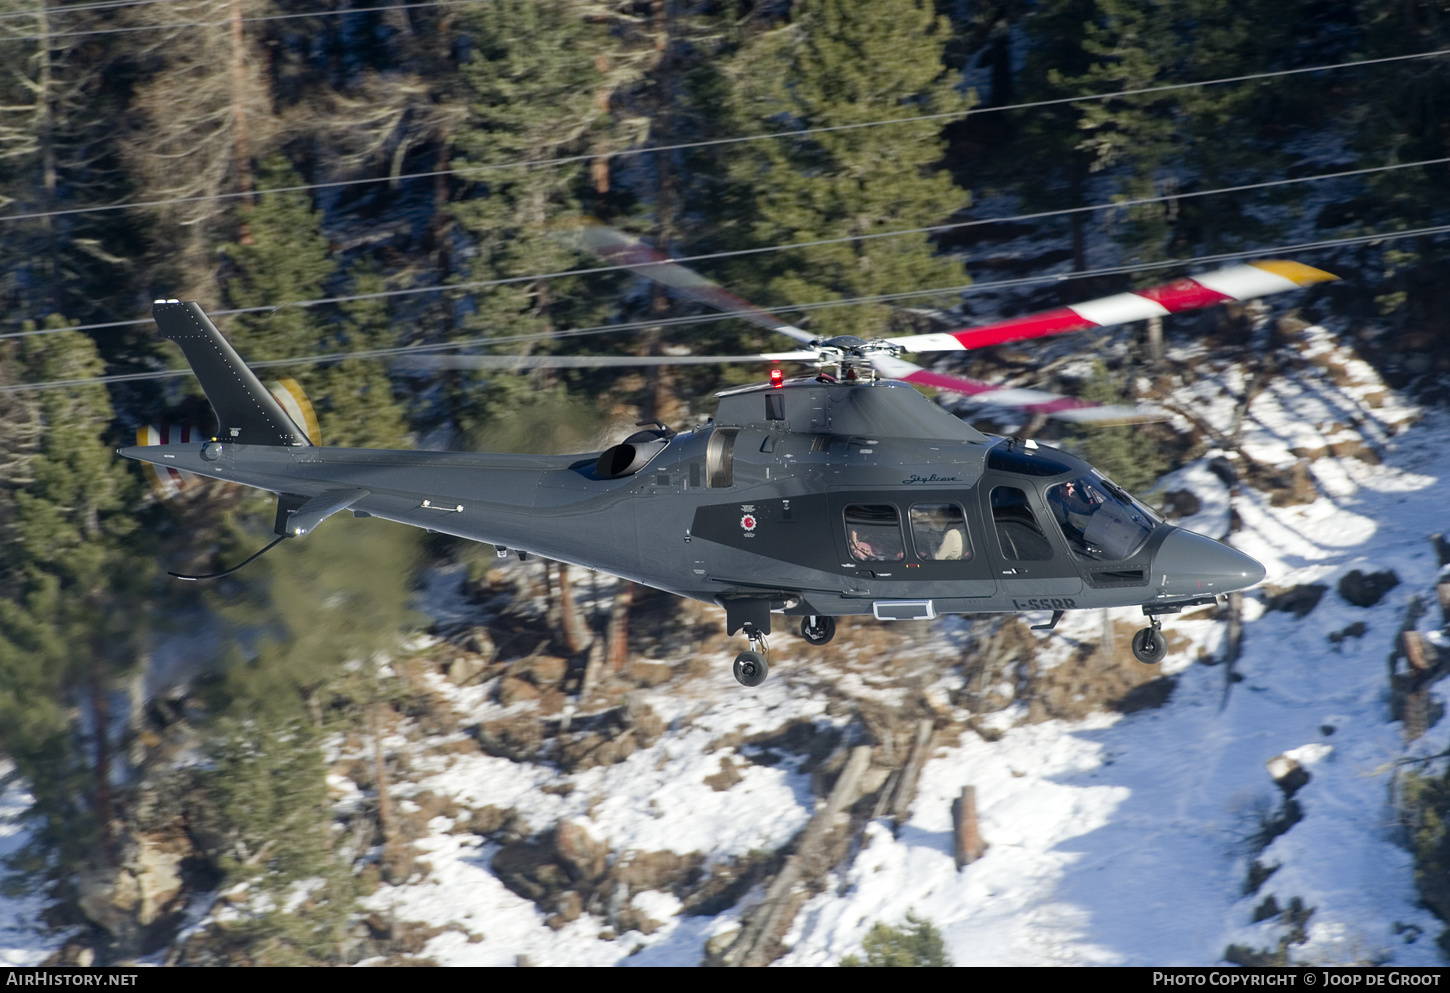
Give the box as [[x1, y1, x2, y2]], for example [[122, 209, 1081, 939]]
[[808, 336, 903, 379]]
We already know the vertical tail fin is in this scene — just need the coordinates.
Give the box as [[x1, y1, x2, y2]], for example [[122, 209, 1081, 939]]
[[152, 301, 312, 447]]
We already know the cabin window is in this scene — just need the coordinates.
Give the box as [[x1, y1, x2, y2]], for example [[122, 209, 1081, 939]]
[[844, 504, 905, 562], [909, 503, 971, 561], [990, 486, 1054, 562]]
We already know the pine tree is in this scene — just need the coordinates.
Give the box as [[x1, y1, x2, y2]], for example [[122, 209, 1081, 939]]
[[221, 155, 337, 366], [205, 715, 347, 964], [1030, 0, 1306, 266], [0, 321, 150, 862], [218, 155, 417, 447], [1400, 768, 1450, 929], [207, 518, 420, 721], [1338, 3, 1450, 340], [444, 0, 622, 439], [196, 516, 421, 962], [712, 0, 973, 343], [314, 265, 411, 450]]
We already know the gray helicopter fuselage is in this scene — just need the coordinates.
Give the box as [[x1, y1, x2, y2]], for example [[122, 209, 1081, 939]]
[[121, 376, 1264, 627]]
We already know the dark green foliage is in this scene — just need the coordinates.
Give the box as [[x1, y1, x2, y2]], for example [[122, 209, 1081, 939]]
[[716, 0, 972, 342], [191, 516, 421, 961], [0, 322, 149, 860], [222, 160, 411, 448], [0, 3, 144, 334], [316, 265, 411, 450], [839, 910, 952, 967], [1006, 0, 1321, 269], [205, 516, 421, 724], [222, 156, 338, 367], [1401, 768, 1450, 928], [464, 381, 607, 455], [443, 0, 621, 436], [204, 715, 356, 965]]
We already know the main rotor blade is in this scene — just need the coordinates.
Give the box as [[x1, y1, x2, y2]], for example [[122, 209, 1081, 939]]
[[564, 223, 818, 345], [869, 354, 1166, 424], [396, 351, 819, 371], [885, 260, 1338, 353]]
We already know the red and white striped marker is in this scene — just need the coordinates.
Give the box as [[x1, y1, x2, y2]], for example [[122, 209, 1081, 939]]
[[136, 424, 202, 500], [886, 260, 1338, 353]]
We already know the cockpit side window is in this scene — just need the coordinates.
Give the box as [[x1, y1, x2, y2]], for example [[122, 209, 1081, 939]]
[[990, 486, 1054, 561], [909, 503, 971, 561], [1046, 475, 1156, 560], [845, 504, 905, 562]]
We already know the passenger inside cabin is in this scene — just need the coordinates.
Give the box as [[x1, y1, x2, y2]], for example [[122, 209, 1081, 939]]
[[908, 503, 968, 561]]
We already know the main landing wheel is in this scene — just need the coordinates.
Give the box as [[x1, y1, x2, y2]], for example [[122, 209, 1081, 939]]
[[800, 615, 836, 646], [733, 650, 769, 687], [1131, 627, 1168, 665]]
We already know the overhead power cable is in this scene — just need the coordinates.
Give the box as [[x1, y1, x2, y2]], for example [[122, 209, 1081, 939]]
[[0, 0, 481, 40], [0, 0, 195, 22], [2, 47, 1449, 225], [3, 221, 1446, 395], [3, 153, 1446, 342]]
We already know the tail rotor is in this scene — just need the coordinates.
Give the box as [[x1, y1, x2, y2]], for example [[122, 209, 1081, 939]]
[[136, 423, 204, 501], [267, 376, 321, 446]]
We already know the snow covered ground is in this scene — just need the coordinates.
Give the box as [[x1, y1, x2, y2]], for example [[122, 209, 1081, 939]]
[[0, 767, 70, 965]]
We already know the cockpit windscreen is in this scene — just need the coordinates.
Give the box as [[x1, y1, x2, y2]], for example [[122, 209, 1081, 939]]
[[1045, 474, 1158, 561]]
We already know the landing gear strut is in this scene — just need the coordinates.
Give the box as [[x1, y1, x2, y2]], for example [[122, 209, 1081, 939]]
[[800, 615, 836, 646], [1131, 614, 1168, 665], [733, 622, 770, 687]]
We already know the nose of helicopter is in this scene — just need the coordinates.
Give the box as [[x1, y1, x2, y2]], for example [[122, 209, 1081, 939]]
[[1152, 528, 1267, 596]]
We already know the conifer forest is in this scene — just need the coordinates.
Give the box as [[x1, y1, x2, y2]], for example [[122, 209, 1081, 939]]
[[2, 0, 1450, 967]]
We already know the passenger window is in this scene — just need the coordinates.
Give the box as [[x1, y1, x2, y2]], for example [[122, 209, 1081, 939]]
[[990, 486, 1054, 562], [844, 505, 905, 562], [909, 503, 971, 561]]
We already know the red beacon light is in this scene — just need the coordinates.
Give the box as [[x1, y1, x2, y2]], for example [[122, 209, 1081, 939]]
[[769, 367, 784, 388]]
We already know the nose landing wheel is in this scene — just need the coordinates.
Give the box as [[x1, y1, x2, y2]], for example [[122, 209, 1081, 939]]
[[733, 650, 769, 687], [733, 623, 770, 687], [800, 615, 836, 646], [1131, 616, 1167, 665]]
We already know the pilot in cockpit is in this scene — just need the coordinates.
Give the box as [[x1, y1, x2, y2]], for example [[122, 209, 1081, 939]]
[[1049, 477, 1100, 551]]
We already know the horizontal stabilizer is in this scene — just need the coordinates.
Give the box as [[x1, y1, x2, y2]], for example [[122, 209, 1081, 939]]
[[153, 301, 312, 447], [275, 488, 369, 537]]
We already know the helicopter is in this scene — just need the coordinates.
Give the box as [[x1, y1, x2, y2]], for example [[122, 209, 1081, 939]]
[[120, 233, 1333, 687]]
